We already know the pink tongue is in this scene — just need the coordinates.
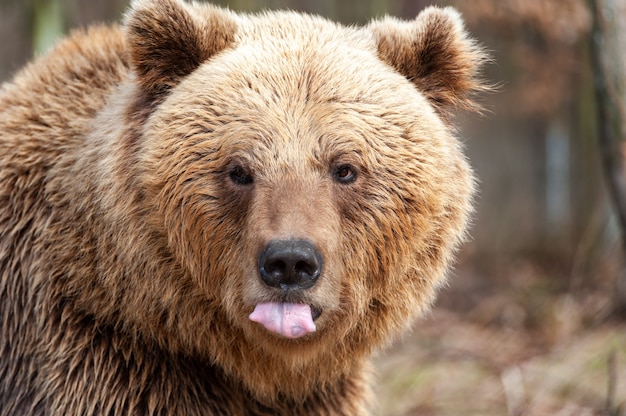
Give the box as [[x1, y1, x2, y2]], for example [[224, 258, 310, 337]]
[[249, 303, 316, 339]]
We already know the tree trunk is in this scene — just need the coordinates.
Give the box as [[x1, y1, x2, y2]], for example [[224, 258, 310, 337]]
[[589, 0, 626, 314]]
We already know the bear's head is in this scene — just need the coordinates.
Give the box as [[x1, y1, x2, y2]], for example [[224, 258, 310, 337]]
[[113, 0, 486, 400]]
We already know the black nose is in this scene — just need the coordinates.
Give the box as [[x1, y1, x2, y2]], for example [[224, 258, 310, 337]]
[[258, 240, 322, 290]]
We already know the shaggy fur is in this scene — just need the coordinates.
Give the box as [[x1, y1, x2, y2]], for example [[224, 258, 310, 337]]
[[0, 0, 487, 414]]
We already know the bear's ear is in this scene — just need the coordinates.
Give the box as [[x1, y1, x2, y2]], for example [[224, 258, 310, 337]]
[[124, 0, 237, 98], [369, 7, 488, 114]]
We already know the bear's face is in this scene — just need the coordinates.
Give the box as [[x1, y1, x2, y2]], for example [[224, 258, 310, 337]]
[[143, 32, 461, 345], [123, 0, 485, 390]]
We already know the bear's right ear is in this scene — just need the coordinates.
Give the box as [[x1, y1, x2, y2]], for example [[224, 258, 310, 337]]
[[124, 0, 237, 98], [369, 7, 488, 116]]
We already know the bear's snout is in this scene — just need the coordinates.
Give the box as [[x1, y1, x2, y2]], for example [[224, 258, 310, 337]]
[[258, 240, 322, 291]]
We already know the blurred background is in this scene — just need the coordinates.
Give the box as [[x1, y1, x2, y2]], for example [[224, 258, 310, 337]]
[[1, 0, 624, 414]]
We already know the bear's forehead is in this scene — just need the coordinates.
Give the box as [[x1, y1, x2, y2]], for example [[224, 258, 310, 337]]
[[182, 11, 413, 103], [179, 32, 420, 116], [235, 11, 369, 47], [154, 10, 445, 157], [172, 47, 431, 147]]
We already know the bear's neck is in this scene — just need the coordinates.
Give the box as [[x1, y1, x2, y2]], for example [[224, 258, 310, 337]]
[[34, 308, 371, 414]]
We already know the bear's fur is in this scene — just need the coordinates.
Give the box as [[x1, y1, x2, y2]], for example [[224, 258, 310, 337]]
[[0, 0, 487, 414]]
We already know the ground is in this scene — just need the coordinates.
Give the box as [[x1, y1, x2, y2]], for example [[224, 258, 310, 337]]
[[376, 255, 626, 416]]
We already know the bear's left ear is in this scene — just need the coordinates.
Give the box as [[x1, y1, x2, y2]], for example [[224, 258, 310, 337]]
[[369, 7, 488, 114], [124, 0, 237, 99]]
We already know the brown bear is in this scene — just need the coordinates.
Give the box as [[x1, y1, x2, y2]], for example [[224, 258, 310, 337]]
[[0, 0, 487, 414]]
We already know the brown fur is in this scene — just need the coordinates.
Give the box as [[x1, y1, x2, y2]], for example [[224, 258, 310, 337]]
[[0, 0, 487, 414]]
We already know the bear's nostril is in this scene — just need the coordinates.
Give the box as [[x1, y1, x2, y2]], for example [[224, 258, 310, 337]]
[[295, 260, 314, 275], [259, 240, 322, 290], [266, 259, 286, 276]]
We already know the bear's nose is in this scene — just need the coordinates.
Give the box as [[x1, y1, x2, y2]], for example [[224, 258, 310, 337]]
[[258, 240, 322, 290]]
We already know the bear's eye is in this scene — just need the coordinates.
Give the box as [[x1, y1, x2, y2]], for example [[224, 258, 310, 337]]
[[332, 164, 358, 184], [229, 165, 253, 185]]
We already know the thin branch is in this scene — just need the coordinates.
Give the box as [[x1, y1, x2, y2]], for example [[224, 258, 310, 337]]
[[589, 0, 626, 313]]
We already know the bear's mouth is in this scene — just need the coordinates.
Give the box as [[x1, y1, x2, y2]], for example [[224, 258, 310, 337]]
[[249, 302, 322, 339], [311, 305, 322, 321]]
